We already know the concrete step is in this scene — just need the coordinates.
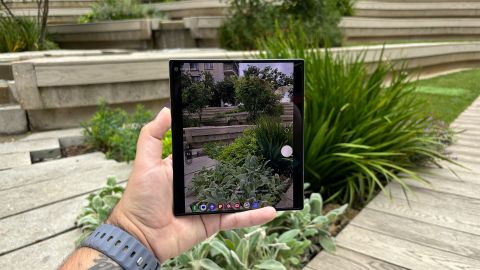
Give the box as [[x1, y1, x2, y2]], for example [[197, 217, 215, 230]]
[[3, 8, 90, 24], [0, 137, 60, 164], [6, 0, 95, 9], [18, 127, 84, 148], [0, 152, 31, 171], [341, 18, 480, 43], [0, 104, 27, 135], [0, 80, 15, 104], [356, 1, 480, 18]]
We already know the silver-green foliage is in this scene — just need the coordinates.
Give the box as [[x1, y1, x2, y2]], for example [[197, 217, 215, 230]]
[[75, 177, 124, 246], [189, 155, 289, 205], [162, 193, 347, 269]]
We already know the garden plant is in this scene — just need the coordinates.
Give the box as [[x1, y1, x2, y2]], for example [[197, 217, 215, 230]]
[[257, 25, 453, 206], [79, 0, 164, 23], [82, 102, 172, 162], [219, 0, 355, 50], [76, 178, 347, 269]]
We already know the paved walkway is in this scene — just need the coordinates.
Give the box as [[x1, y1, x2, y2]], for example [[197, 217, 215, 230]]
[[306, 97, 480, 269], [0, 130, 132, 269]]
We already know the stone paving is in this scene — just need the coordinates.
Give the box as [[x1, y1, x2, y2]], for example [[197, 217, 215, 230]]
[[306, 97, 480, 270]]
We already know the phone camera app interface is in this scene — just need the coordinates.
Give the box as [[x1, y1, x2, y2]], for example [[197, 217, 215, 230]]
[[181, 62, 296, 213]]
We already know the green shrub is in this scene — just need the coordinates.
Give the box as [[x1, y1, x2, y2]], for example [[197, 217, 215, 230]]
[[219, 0, 347, 50], [254, 117, 293, 175], [258, 27, 451, 206], [163, 193, 347, 269], [235, 74, 282, 122], [82, 102, 172, 162], [0, 16, 56, 52], [210, 128, 258, 166], [189, 155, 289, 207], [79, 0, 163, 23]]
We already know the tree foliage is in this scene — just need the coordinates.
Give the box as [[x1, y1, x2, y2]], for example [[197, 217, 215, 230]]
[[235, 74, 282, 122]]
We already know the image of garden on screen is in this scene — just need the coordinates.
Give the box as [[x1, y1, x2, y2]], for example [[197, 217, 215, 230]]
[[181, 62, 295, 213]]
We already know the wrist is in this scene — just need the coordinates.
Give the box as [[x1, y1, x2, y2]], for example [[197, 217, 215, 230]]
[[106, 202, 154, 255]]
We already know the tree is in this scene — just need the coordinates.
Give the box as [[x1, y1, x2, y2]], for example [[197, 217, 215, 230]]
[[211, 76, 236, 107], [243, 65, 293, 90], [235, 75, 282, 122], [182, 72, 213, 126]]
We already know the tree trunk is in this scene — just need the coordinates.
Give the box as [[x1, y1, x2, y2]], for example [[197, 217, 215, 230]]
[[0, 0, 15, 18], [38, 0, 49, 49]]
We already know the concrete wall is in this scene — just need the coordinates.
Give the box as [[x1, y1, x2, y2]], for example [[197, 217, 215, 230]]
[[11, 42, 480, 130], [47, 17, 225, 50]]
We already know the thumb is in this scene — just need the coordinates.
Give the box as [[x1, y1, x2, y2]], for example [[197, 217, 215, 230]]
[[135, 107, 171, 168]]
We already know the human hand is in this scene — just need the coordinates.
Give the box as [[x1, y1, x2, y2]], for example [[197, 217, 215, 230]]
[[107, 107, 277, 262]]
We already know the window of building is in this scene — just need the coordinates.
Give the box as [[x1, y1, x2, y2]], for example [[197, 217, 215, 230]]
[[224, 63, 233, 71], [204, 63, 214, 70], [191, 76, 201, 82], [190, 63, 199, 70]]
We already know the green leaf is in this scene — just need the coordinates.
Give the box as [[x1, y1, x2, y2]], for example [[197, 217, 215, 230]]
[[210, 239, 232, 265], [278, 229, 300, 243], [106, 177, 117, 186], [319, 235, 336, 253], [198, 259, 223, 270], [254, 260, 287, 270], [91, 194, 103, 208]]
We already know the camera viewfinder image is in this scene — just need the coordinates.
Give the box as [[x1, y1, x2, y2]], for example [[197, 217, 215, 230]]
[[182, 62, 295, 213]]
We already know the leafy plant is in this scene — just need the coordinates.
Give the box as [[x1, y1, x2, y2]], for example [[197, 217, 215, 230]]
[[82, 102, 172, 162], [0, 16, 56, 52], [219, 0, 347, 50], [75, 177, 125, 246], [258, 26, 451, 206], [254, 116, 293, 175], [163, 193, 347, 269], [189, 155, 289, 207], [210, 128, 258, 166], [235, 74, 282, 122], [79, 0, 163, 23]]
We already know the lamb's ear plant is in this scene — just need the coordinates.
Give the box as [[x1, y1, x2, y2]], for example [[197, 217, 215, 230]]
[[162, 193, 347, 270], [257, 24, 453, 206], [75, 177, 125, 246], [189, 154, 289, 206]]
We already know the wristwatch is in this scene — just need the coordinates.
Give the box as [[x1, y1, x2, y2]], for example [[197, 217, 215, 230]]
[[82, 224, 161, 270]]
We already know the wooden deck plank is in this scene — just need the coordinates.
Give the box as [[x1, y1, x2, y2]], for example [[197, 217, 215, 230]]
[[0, 152, 112, 191], [388, 183, 480, 217], [367, 193, 480, 236], [0, 230, 79, 270], [401, 175, 480, 200], [415, 167, 480, 185], [307, 247, 406, 270], [0, 161, 131, 218], [336, 225, 480, 270], [0, 195, 85, 255], [351, 208, 480, 261]]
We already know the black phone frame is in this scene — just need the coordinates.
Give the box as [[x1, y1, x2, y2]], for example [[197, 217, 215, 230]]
[[170, 59, 304, 216]]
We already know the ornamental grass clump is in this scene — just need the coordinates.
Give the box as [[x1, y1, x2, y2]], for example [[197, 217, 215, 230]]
[[258, 27, 451, 205]]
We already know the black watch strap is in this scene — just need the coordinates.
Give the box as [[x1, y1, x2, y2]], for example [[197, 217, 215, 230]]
[[81, 224, 160, 270]]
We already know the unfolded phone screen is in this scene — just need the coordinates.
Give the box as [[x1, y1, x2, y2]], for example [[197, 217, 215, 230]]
[[171, 60, 304, 215]]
